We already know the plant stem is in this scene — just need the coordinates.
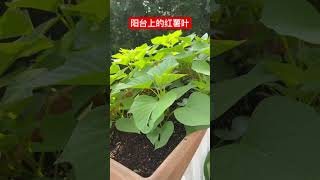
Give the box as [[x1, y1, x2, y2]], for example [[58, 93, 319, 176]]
[[149, 88, 159, 97], [165, 110, 175, 121], [281, 36, 294, 64], [38, 152, 45, 176], [58, 14, 72, 30]]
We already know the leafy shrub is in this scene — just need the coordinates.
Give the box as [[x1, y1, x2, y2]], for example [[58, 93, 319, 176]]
[[110, 30, 210, 149]]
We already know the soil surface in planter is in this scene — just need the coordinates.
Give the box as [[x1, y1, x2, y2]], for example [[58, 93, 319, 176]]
[[110, 120, 186, 177]]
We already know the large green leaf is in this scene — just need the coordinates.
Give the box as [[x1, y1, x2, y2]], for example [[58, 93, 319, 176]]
[[151, 30, 182, 47], [213, 64, 276, 120], [174, 92, 209, 126], [170, 83, 194, 100], [1, 68, 48, 104], [115, 118, 140, 134], [0, 17, 55, 75], [147, 56, 179, 76], [214, 96, 320, 179], [146, 121, 174, 149], [6, 0, 60, 12], [32, 112, 77, 152], [111, 74, 153, 93], [57, 106, 107, 180], [0, 16, 55, 75], [31, 19, 107, 86], [0, 35, 53, 75], [261, 0, 320, 44], [0, 8, 33, 39], [191, 60, 210, 75], [129, 91, 176, 134], [154, 73, 186, 88]]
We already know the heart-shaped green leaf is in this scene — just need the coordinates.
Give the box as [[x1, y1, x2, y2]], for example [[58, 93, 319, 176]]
[[146, 121, 174, 149], [174, 92, 209, 126], [192, 60, 210, 75], [115, 118, 140, 134], [129, 91, 176, 134]]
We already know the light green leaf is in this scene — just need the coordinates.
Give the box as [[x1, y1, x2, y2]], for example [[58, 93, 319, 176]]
[[175, 51, 195, 64], [192, 61, 210, 75], [155, 73, 186, 88], [151, 30, 182, 47], [110, 68, 127, 85], [170, 83, 194, 100], [146, 121, 174, 149], [174, 92, 209, 126], [115, 118, 140, 134], [110, 64, 120, 74], [147, 56, 179, 76], [129, 91, 176, 134], [111, 74, 153, 93], [192, 40, 209, 55]]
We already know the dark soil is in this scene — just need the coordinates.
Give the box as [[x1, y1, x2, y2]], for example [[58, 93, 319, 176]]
[[110, 120, 186, 177]]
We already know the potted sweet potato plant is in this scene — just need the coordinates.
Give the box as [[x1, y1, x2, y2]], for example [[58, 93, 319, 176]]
[[110, 30, 210, 179]]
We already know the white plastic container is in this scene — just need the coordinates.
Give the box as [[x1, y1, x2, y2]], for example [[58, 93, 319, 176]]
[[181, 128, 210, 180]]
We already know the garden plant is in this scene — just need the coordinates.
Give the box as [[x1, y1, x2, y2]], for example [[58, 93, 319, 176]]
[[110, 30, 210, 177]]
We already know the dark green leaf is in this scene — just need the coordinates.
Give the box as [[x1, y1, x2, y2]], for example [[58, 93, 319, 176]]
[[57, 106, 107, 180]]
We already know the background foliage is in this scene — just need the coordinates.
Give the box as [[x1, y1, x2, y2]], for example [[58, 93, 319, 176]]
[[212, 0, 320, 179], [0, 0, 108, 179]]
